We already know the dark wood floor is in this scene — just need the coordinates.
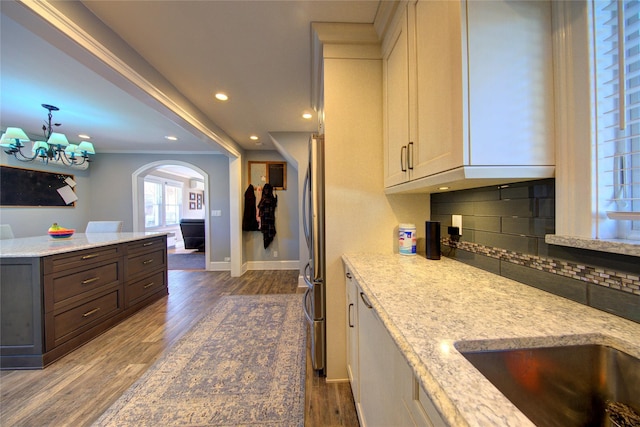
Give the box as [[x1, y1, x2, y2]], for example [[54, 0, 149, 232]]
[[0, 269, 359, 427]]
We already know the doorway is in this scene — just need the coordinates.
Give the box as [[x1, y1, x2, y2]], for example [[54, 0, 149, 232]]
[[132, 160, 210, 270]]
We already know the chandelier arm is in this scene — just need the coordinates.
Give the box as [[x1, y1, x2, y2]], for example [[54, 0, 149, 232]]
[[14, 146, 40, 162], [57, 149, 76, 166]]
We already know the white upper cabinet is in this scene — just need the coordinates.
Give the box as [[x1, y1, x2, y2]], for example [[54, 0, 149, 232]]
[[383, 5, 411, 187], [384, 0, 555, 193]]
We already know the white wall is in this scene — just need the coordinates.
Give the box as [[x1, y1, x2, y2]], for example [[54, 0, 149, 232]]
[[243, 151, 299, 267], [323, 56, 430, 381], [270, 131, 314, 278]]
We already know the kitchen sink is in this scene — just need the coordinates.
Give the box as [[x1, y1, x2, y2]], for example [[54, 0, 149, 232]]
[[459, 344, 640, 427]]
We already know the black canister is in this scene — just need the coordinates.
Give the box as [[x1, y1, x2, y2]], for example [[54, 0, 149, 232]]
[[425, 221, 441, 260]]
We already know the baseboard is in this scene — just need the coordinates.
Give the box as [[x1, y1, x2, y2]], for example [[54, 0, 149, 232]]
[[207, 260, 300, 272], [244, 260, 300, 270], [325, 378, 350, 383], [208, 261, 230, 271]]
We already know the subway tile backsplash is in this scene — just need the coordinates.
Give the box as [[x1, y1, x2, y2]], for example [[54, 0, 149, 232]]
[[431, 179, 640, 323]]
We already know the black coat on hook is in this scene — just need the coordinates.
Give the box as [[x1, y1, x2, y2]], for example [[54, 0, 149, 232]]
[[242, 184, 259, 231], [258, 183, 277, 248]]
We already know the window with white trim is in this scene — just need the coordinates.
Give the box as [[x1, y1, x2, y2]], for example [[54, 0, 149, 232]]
[[592, 0, 640, 240], [143, 178, 183, 228]]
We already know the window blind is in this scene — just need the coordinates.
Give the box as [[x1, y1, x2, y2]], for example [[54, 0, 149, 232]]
[[593, 0, 640, 239]]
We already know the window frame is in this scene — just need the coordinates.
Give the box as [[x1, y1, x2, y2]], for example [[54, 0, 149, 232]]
[[143, 176, 183, 229], [550, 0, 640, 252]]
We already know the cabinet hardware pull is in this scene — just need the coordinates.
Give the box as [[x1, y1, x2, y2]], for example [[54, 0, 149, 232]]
[[81, 277, 100, 285], [143, 242, 154, 247], [346, 272, 352, 279], [400, 145, 407, 172], [81, 254, 99, 260], [82, 307, 101, 317], [360, 292, 373, 309], [142, 259, 154, 265], [143, 282, 155, 289], [348, 303, 354, 327], [408, 141, 414, 170]]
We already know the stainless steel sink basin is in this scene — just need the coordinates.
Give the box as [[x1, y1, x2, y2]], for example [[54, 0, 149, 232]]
[[460, 344, 640, 427]]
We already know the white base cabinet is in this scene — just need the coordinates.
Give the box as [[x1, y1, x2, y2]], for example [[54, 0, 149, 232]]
[[345, 266, 446, 426]]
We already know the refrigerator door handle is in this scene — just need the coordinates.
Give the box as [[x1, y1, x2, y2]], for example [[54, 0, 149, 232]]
[[303, 286, 313, 324], [304, 262, 312, 287], [302, 168, 311, 249]]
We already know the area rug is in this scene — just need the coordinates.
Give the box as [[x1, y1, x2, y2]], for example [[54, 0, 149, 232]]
[[93, 294, 306, 427], [168, 252, 206, 270]]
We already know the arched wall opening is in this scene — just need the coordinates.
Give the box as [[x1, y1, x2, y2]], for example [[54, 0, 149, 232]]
[[131, 160, 212, 269]]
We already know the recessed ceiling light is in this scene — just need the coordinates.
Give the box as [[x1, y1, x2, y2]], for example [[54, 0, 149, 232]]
[[250, 135, 259, 141], [215, 93, 229, 101], [302, 112, 312, 120], [438, 186, 450, 191], [78, 134, 90, 139], [165, 135, 178, 141]]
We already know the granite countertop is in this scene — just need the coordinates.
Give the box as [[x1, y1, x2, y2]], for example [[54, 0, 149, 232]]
[[0, 232, 168, 258], [342, 253, 640, 427]]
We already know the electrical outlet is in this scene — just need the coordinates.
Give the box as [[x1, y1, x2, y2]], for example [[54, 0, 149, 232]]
[[452, 215, 462, 235], [273, 251, 278, 258], [224, 257, 230, 262]]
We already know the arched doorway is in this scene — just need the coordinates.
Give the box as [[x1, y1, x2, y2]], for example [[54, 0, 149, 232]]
[[131, 160, 211, 270]]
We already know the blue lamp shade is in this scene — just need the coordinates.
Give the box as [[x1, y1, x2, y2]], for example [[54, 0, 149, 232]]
[[32, 141, 49, 157], [78, 141, 95, 155], [47, 132, 69, 147], [1, 127, 30, 147], [64, 143, 80, 156]]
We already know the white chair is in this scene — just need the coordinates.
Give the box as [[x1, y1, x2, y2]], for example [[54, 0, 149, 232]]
[[0, 224, 15, 239], [85, 221, 123, 233]]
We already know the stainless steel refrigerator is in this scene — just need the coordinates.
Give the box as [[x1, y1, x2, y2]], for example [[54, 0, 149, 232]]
[[303, 134, 326, 374]]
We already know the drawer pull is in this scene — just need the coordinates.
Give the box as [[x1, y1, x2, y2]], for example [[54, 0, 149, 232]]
[[82, 307, 101, 318], [360, 292, 373, 309], [81, 254, 99, 260], [142, 259, 154, 265], [143, 242, 154, 247], [143, 282, 155, 289], [81, 277, 100, 285]]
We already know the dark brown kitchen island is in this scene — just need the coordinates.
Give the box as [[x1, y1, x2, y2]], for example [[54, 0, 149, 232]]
[[0, 232, 168, 369]]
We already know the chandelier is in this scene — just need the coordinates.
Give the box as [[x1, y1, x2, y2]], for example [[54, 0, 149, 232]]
[[1, 104, 96, 168]]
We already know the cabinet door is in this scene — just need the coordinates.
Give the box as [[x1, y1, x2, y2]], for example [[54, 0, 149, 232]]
[[346, 269, 359, 404], [383, 5, 411, 187], [466, 0, 554, 166], [358, 290, 406, 426], [412, 0, 465, 179]]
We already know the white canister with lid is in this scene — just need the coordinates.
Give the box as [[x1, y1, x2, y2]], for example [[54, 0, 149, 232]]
[[399, 223, 417, 255]]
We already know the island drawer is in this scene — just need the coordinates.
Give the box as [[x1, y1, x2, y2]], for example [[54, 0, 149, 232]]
[[43, 245, 121, 274], [125, 236, 166, 256], [48, 288, 123, 348], [126, 270, 167, 307], [46, 261, 122, 311], [126, 249, 166, 279]]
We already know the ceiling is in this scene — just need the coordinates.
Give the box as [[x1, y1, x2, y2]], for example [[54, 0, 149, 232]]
[[0, 1, 381, 155]]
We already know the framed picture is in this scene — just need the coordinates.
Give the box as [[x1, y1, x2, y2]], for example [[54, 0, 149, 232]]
[[196, 193, 202, 203], [189, 202, 196, 210], [197, 201, 202, 209], [189, 192, 196, 200], [248, 161, 287, 190]]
